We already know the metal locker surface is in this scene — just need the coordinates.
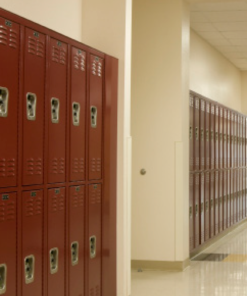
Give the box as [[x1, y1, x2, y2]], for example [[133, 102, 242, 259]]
[[0, 18, 19, 188], [22, 190, 43, 296], [47, 38, 67, 184], [22, 28, 45, 186], [236, 169, 240, 222], [88, 184, 102, 296], [70, 47, 87, 182], [246, 118, 247, 167], [205, 102, 210, 170], [200, 172, 205, 244], [194, 97, 200, 172], [223, 109, 227, 169], [204, 171, 210, 242], [234, 169, 237, 224], [189, 94, 194, 172], [215, 105, 219, 170], [210, 171, 215, 238], [243, 116, 246, 167], [243, 169, 246, 218], [240, 168, 243, 221], [235, 114, 238, 169], [231, 112, 235, 169], [230, 169, 234, 226], [227, 110, 231, 169], [47, 187, 65, 296], [88, 55, 103, 181], [218, 170, 223, 233], [199, 99, 205, 171], [0, 191, 16, 296], [239, 115, 243, 168], [189, 173, 194, 251], [69, 185, 85, 296], [210, 104, 215, 170], [214, 170, 219, 235], [227, 170, 231, 228], [223, 170, 227, 230], [219, 107, 223, 169]]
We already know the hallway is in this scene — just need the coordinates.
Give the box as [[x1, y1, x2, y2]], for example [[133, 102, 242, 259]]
[[131, 222, 247, 296]]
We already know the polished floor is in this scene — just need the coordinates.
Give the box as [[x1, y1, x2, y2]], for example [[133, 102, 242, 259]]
[[131, 223, 247, 296]]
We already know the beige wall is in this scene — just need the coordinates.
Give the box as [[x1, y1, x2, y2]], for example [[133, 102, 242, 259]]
[[190, 29, 242, 112], [131, 0, 190, 262]]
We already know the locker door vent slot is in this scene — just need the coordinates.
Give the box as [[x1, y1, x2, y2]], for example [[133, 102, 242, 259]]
[[90, 236, 96, 259], [0, 264, 7, 294], [26, 93, 37, 120], [91, 106, 97, 128], [51, 98, 60, 123], [0, 87, 9, 118], [50, 248, 59, 274], [72, 102, 80, 126], [71, 242, 79, 266], [24, 255, 35, 284]]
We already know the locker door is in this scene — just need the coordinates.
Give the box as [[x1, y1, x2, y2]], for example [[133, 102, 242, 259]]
[[243, 116, 246, 167], [0, 192, 16, 296], [243, 169, 246, 218], [47, 187, 65, 296], [223, 109, 227, 169], [227, 110, 231, 169], [233, 169, 237, 224], [199, 172, 205, 244], [219, 107, 223, 169], [231, 112, 235, 169], [214, 170, 219, 235], [48, 39, 67, 184], [236, 169, 240, 222], [22, 28, 45, 185], [215, 105, 219, 170], [245, 168, 247, 217], [70, 47, 87, 182], [218, 170, 223, 233], [246, 118, 247, 168], [88, 55, 103, 181], [69, 185, 85, 296], [204, 171, 210, 242], [235, 114, 238, 169], [239, 168, 243, 221], [189, 94, 194, 172], [189, 173, 194, 251], [239, 115, 243, 168], [199, 99, 205, 171], [22, 190, 43, 296], [210, 104, 215, 170], [0, 18, 19, 188], [88, 184, 102, 296], [194, 97, 200, 172], [227, 169, 231, 228], [230, 169, 234, 226], [205, 102, 210, 170], [223, 170, 227, 230], [210, 171, 215, 238]]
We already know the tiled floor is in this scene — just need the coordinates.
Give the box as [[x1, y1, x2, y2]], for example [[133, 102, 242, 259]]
[[131, 223, 247, 295]]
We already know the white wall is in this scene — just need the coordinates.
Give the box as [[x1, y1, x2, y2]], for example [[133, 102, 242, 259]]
[[190, 29, 242, 112]]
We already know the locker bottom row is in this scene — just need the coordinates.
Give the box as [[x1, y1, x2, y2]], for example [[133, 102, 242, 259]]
[[0, 184, 102, 296]]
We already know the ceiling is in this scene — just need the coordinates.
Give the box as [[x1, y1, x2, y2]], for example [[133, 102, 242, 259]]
[[190, 1, 247, 70]]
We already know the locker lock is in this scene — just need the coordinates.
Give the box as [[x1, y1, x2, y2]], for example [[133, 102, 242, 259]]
[[0, 264, 7, 294], [89, 236, 96, 259], [51, 98, 60, 123], [71, 242, 79, 266], [90, 106, 97, 128], [72, 102, 80, 126], [0, 87, 9, 118], [26, 93, 37, 121], [50, 248, 59, 274], [24, 255, 35, 284]]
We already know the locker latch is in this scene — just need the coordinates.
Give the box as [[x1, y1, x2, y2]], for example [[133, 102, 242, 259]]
[[189, 126, 192, 140], [72, 102, 80, 126], [206, 130, 209, 142], [24, 255, 35, 284], [51, 98, 60, 124], [50, 248, 59, 274], [26, 93, 37, 121], [201, 129, 204, 141], [0, 264, 7, 295], [89, 236, 96, 259], [189, 206, 192, 217], [71, 242, 79, 266], [90, 106, 97, 128], [0, 87, 9, 118], [195, 204, 198, 216]]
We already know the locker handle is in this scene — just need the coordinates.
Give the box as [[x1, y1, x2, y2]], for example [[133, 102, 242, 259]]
[[189, 126, 192, 140], [24, 255, 35, 284], [0, 264, 7, 295], [50, 248, 59, 274], [189, 206, 192, 217], [72, 102, 80, 126], [90, 236, 96, 259], [90, 106, 97, 128], [26, 93, 37, 121], [201, 129, 204, 141], [71, 242, 79, 266], [0, 87, 9, 118], [195, 204, 198, 215], [51, 98, 60, 124], [206, 130, 209, 142]]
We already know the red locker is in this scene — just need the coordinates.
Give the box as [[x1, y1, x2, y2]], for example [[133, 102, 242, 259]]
[[0, 18, 19, 188], [243, 116, 246, 167], [199, 99, 205, 171], [87, 184, 102, 296], [239, 115, 243, 168], [231, 112, 235, 169], [199, 172, 205, 244], [214, 170, 219, 235], [210, 171, 215, 238], [223, 109, 227, 169], [69, 47, 87, 182], [194, 97, 200, 172], [22, 190, 43, 296], [227, 110, 231, 169], [22, 28, 45, 186], [88, 55, 103, 181], [204, 171, 210, 242], [219, 107, 223, 169], [205, 101, 210, 170], [227, 169, 231, 228], [218, 170, 223, 233], [69, 185, 85, 296], [48, 39, 67, 184], [189, 173, 194, 251], [235, 114, 238, 168], [223, 170, 227, 230], [0, 191, 16, 296], [189, 94, 194, 172], [215, 105, 219, 170], [210, 104, 215, 170], [47, 187, 65, 296], [230, 169, 234, 226]]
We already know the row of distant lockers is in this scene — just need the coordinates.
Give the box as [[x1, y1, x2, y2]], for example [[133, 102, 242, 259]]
[[0, 184, 101, 296], [189, 92, 247, 172], [0, 16, 104, 189]]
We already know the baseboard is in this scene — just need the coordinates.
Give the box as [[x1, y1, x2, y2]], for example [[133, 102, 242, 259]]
[[131, 258, 190, 271]]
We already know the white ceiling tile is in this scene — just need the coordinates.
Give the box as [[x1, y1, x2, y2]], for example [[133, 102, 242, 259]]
[[202, 11, 247, 23], [222, 31, 247, 39], [191, 22, 217, 32], [213, 22, 247, 32], [197, 31, 225, 39], [190, 12, 209, 22], [229, 39, 247, 46]]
